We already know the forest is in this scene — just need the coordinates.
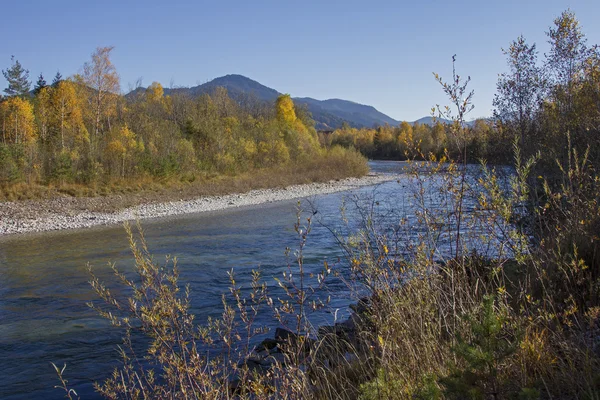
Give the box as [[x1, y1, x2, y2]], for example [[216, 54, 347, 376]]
[[0, 48, 367, 200]]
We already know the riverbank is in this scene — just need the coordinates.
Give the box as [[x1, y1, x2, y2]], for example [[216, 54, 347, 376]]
[[0, 172, 398, 236]]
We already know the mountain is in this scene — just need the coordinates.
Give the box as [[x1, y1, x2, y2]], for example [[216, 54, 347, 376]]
[[411, 116, 450, 126], [294, 97, 399, 129], [128, 74, 467, 129], [412, 116, 478, 127], [176, 74, 281, 101], [128, 74, 404, 130]]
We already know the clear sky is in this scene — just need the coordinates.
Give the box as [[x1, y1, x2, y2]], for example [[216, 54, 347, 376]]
[[1, 0, 599, 121]]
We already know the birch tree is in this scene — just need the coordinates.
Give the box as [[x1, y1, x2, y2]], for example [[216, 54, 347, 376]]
[[79, 46, 120, 151]]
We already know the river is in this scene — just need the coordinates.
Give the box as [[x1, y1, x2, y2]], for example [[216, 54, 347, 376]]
[[0, 161, 493, 399]]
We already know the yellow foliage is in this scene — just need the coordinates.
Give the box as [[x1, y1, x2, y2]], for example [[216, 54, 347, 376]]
[[175, 139, 196, 172], [52, 80, 89, 149], [240, 138, 257, 159], [107, 139, 126, 156], [258, 139, 290, 166], [106, 126, 138, 157], [0, 96, 37, 144], [146, 82, 164, 103], [275, 94, 297, 125], [35, 86, 53, 141]]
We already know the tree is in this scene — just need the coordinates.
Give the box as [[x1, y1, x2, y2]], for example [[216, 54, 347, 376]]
[[275, 94, 297, 125], [546, 10, 588, 92], [543, 10, 593, 160], [52, 71, 63, 87], [431, 122, 447, 154], [33, 73, 47, 95], [145, 81, 164, 103], [144, 82, 170, 117], [105, 125, 141, 177], [0, 96, 37, 144], [493, 35, 542, 150], [35, 86, 53, 142], [79, 46, 120, 145], [2, 56, 31, 97], [51, 80, 88, 151]]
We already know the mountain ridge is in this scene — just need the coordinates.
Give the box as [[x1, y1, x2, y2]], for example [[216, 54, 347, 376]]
[[127, 74, 451, 129]]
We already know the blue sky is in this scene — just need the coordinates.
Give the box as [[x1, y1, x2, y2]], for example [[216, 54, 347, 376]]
[[1, 0, 598, 121]]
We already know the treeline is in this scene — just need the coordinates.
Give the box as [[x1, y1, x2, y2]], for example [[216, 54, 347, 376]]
[[324, 10, 600, 169], [0, 48, 365, 198], [322, 119, 504, 161]]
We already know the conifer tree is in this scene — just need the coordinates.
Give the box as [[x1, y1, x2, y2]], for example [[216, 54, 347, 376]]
[[2, 56, 31, 96], [52, 71, 63, 87], [33, 73, 47, 95]]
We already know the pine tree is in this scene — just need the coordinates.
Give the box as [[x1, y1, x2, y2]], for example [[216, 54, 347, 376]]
[[2, 56, 31, 96], [52, 71, 63, 87], [33, 73, 47, 95]]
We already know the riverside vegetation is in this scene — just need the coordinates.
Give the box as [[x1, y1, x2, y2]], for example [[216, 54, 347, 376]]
[[0, 48, 367, 202], [52, 10, 600, 400]]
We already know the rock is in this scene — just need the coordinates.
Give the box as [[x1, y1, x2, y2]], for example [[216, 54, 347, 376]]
[[274, 328, 315, 354], [349, 296, 372, 315], [255, 338, 279, 353], [274, 327, 297, 343]]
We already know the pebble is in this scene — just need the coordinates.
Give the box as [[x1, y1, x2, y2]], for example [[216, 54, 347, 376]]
[[0, 174, 399, 236]]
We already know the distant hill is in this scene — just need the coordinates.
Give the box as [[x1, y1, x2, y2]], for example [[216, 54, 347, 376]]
[[411, 116, 452, 126], [294, 97, 399, 129], [178, 74, 280, 101], [127, 74, 461, 129], [411, 116, 478, 127]]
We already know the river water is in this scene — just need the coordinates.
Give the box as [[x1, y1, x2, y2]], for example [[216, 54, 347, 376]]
[[0, 161, 494, 399]]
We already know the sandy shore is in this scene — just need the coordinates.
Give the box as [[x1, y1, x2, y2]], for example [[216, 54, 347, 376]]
[[0, 173, 398, 236]]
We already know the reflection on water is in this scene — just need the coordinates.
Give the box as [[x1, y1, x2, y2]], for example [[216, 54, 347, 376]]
[[0, 161, 497, 399]]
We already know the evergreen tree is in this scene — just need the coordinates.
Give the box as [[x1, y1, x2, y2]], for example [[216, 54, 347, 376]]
[[2, 56, 31, 96], [33, 73, 47, 95], [52, 71, 63, 87]]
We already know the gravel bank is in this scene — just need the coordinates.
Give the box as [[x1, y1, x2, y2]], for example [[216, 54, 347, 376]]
[[0, 173, 398, 236]]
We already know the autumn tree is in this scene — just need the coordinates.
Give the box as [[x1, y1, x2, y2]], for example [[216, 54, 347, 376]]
[[493, 35, 542, 151], [79, 46, 120, 147], [144, 82, 172, 118], [0, 97, 37, 144], [2, 56, 31, 97], [275, 94, 318, 158], [275, 94, 297, 125], [542, 10, 596, 163], [35, 86, 52, 143], [51, 80, 88, 151], [577, 47, 600, 134], [105, 125, 142, 178], [431, 122, 447, 154], [546, 10, 589, 97]]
